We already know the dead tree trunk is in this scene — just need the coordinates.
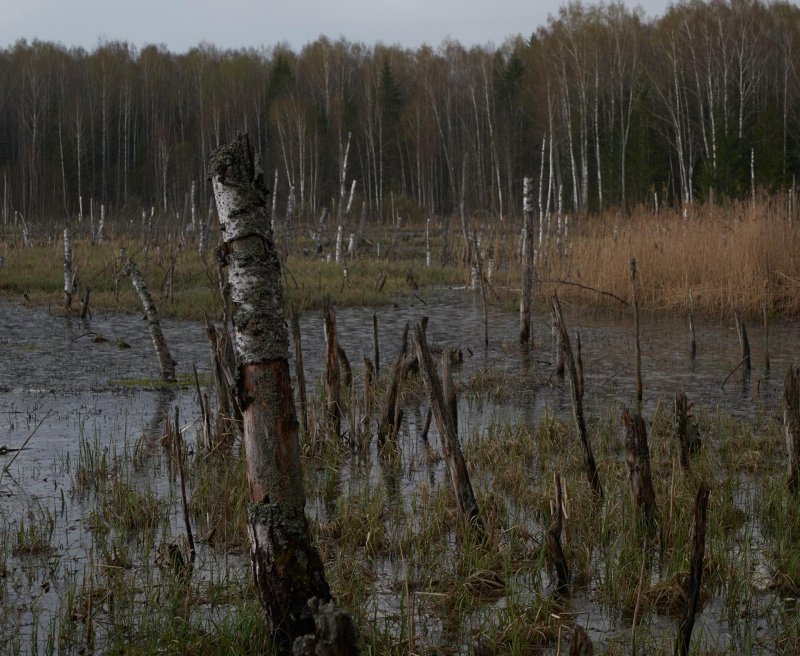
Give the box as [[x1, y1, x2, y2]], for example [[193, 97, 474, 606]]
[[568, 625, 594, 656], [735, 310, 751, 373], [674, 391, 699, 472], [290, 310, 309, 439], [552, 294, 603, 499], [622, 408, 659, 528], [377, 322, 409, 445], [373, 312, 380, 375], [124, 259, 176, 382], [631, 258, 642, 405], [323, 299, 341, 440], [63, 225, 74, 308], [784, 366, 800, 493], [209, 134, 356, 655], [520, 177, 534, 345], [206, 317, 242, 445], [674, 482, 710, 656], [688, 286, 696, 360], [546, 472, 569, 591], [412, 320, 485, 539]]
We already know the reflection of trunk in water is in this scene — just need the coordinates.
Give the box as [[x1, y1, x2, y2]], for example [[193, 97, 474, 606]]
[[141, 389, 176, 442]]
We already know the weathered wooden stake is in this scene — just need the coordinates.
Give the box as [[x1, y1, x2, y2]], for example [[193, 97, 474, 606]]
[[622, 408, 659, 528], [783, 366, 800, 493], [210, 135, 356, 654], [763, 302, 770, 373], [674, 481, 710, 656], [631, 257, 642, 405], [205, 317, 242, 443], [124, 259, 176, 382], [552, 294, 603, 499], [520, 176, 534, 345], [412, 319, 485, 539]]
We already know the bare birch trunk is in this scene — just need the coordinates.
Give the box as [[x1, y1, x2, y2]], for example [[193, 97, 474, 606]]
[[520, 177, 534, 345], [63, 225, 73, 308], [209, 134, 356, 654], [123, 259, 176, 382]]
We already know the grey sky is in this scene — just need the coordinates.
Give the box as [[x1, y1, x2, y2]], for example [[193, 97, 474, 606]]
[[4, 0, 679, 53]]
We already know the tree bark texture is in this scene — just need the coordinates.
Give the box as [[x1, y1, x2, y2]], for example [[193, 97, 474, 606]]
[[123, 259, 176, 382], [519, 176, 534, 345], [412, 320, 485, 539], [784, 366, 800, 492], [674, 481, 710, 656], [323, 299, 342, 439], [551, 293, 603, 499], [622, 408, 659, 527], [209, 134, 356, 654]]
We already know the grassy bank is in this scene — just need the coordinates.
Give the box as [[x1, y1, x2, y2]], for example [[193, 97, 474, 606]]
[[1, 196, 796, 320]]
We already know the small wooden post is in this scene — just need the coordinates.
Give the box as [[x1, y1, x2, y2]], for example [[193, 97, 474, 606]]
[[413, 319, 485, 539], [674, 482, 710, 656], [520, 176, 534, 345], [734, 310, 751, 373], [783, 366, 800, 492], [80, 287, 91, 319], [552, 294, 603, 499], [763, 302, 770, 373], [631, 257, 642, 405], [124, 259, 176, 382], [553, 311, 565, 377], [622, 408, 659, 528]]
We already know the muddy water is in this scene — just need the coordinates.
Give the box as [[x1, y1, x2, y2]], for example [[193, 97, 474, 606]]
[[0, 290, 797, 653]]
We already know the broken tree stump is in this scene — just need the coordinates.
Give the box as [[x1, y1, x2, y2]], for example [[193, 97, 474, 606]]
[[674, 391, 700, 472], [290, 309, 309, 439], [631, 257, 642, 405], [63, 225, 74, 308], [210, 134, 357, 655], [552, 293, 603, 499], [377, 322, 409, 445], [568, 625, 594, 656], [546, 472, 570, 591], [323, 299, 342, 439], [622, 408, 659, 528], [734, 310, 751, 373], [124, 259, 176, 382], [674, 481, 710, 656], [412, 319, 485, 539], [520, 177, 534, 345], [784, 366, 800, 493]]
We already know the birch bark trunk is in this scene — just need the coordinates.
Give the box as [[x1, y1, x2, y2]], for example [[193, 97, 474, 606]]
[[209, 134, 357, 654]]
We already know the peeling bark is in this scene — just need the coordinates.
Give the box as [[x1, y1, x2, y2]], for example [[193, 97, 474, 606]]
[[210, 134, 357, 654]]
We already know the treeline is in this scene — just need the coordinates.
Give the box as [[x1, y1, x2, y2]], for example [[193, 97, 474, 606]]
[[1, 0, 799, 228]]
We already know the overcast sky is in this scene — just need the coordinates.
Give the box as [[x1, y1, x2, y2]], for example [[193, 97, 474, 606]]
[[1, 0, 685, 53]]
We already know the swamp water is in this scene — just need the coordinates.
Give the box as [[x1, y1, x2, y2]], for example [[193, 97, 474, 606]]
[[0, 289, 797, 654]]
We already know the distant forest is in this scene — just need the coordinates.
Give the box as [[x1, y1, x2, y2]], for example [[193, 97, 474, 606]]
[[1, 0, 799, 227]]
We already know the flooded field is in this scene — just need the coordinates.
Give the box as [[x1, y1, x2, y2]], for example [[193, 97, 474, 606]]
[[1, 288, 798, 654]]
